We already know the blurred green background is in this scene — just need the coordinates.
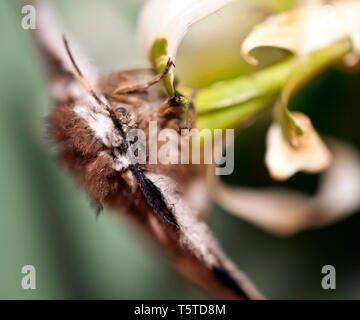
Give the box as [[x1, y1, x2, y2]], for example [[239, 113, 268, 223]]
[[1, 0, 360, 299]]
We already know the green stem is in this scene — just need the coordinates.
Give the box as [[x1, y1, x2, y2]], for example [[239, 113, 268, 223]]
[[278, 38, 353, 145], [196, 97, 272, 132], [193, 57, 293, 115]]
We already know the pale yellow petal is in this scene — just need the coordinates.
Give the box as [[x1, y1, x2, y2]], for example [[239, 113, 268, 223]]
[[265, 112, 332, 181], [211, 139, 360, 236], [242, 1, 360, 65], [211, 182, 314, 236], [313, 139, 360, 225]]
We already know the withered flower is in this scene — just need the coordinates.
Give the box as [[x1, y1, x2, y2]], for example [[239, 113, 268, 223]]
[[241, 0, 360, 181], [265, 112, 332, 181], [212, 139, 360, 236], [212, 0, 360, 235]]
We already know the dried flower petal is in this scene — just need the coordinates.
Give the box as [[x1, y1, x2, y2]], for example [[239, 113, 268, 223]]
[[211, 140, 360, 236], [314, 139, 360, 224], [265, 112, 332, 181]]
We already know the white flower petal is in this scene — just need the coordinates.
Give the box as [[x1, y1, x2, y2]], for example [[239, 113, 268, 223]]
[[211, 139, 360, 236], [265, 112, 332, 181], [241, 0, 360, 65], [138, 0, 234, 83], [314, 139, 360, 224], [211, 183, 314, 236]]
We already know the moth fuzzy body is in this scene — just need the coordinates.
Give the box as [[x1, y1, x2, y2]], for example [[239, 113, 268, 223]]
[[35, 1, 262, 299], [47, 37, 184, 227]]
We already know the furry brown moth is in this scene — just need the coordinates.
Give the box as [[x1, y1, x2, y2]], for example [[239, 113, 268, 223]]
[[61, 35, 180, 228], [33, 1, 262, 300]]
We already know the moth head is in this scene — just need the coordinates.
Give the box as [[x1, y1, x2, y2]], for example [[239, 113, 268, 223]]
[[114, 106, 137, 133]]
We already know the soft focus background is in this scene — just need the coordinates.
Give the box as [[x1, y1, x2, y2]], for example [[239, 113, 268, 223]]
[[1, 0, 360, 299]]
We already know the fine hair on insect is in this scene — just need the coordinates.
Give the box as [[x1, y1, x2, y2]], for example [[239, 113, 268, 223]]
[[62, 35, 178, 228]]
